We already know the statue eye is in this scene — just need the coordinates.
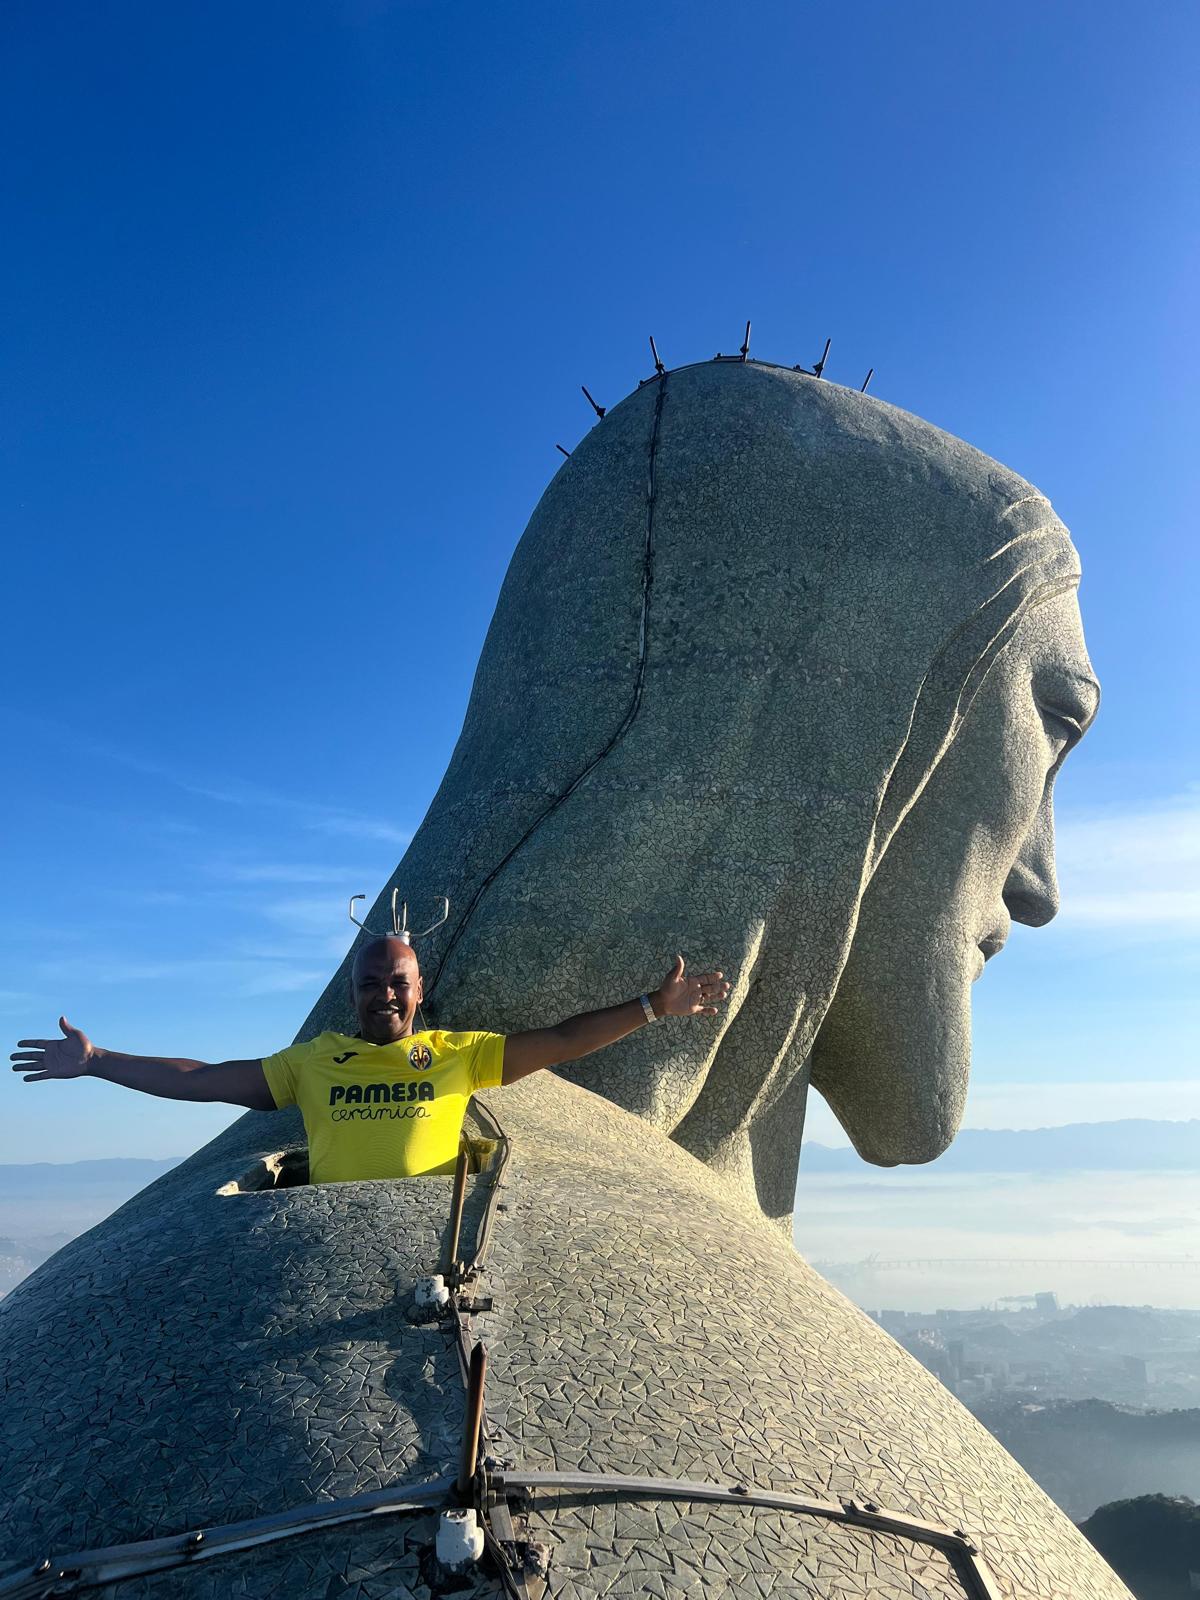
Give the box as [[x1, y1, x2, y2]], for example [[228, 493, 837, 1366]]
[[1036, 701, 1083, 760]]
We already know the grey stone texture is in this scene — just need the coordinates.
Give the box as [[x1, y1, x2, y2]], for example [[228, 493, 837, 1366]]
[[302, 359, 1094, 1219], [0, 1075, 1129, 1596], [0, 362, 1117, 1596]]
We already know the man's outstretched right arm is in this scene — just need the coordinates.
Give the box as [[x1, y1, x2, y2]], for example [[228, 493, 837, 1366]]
[[10, 1017, 276, 1111]]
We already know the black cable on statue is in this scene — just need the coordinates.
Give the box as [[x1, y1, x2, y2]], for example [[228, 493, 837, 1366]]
[[426, 370, 670, 999]]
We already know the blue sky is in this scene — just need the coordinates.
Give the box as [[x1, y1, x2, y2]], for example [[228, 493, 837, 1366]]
[[2, 1, 1197, 1162]]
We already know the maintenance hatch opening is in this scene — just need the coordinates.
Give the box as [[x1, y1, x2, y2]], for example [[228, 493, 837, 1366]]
[[216, 1136, 499, 1196]]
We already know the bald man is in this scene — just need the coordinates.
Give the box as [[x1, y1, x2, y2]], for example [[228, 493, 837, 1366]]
[[11, 943, 729, 1184]]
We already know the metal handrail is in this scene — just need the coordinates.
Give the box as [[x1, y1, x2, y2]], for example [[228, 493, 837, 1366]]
[[463, 1096, 512, 1274], [452, 1096, 1003, 1600], [442, 1140, 470, 1283], [0, 1479, 454, 1600], [492, 1470, 1000, 1600]]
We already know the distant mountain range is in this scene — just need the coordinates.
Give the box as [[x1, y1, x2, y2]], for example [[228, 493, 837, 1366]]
[[2, 1122, 1197, 1184], [801, 1119, 1200, 1173], [0, 1157, 182, 1196], [0, 1158, 185, 1296], [976, 1396, 1200, 1521]]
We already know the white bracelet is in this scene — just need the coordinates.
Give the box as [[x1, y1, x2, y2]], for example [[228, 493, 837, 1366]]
[[638, 993, 659, 1025]]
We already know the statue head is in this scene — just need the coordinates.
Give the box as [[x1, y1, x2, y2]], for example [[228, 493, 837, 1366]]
[[305, 358, 1096, 1220]]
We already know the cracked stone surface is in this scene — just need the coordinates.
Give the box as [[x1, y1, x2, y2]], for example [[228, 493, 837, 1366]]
[[0, 1076, 1129, 1597]]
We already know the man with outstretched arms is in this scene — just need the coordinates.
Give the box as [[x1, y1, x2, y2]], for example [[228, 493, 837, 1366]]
[[11, 941, 729, 1184]]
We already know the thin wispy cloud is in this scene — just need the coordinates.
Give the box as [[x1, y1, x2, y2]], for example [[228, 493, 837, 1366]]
[[34, 956, 250, 985], [159, 768, 408, 851], [31, 951, 332, 999], [106, 889, 193, 908], [305, 815, 410, 846], [238, 968, 328, 997], [256, 895, 358, 936], [212, 862, 365, 886], [965, 1077, 1200, 1129], [235, 938, 354, 965], [804, 1080, 1200, 1147], [1062, 890, 1200, 927], [1056, 795, 1200, 936], [0, 708, 412, 853]]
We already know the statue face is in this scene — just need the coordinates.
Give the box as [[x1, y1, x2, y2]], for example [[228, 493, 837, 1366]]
[[810, 589, 1099, 1165]]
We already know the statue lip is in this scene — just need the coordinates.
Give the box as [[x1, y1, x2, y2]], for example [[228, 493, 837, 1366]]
[[977, 931, 1008, 961]]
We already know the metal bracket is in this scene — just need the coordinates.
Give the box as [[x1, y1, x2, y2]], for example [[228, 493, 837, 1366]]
[[457, 1294, 494, 1315], [794, 338, 832, 379], [483, 1491, 549, 1600], [348, 892, 449, 946], [713, 321, 753, 363]]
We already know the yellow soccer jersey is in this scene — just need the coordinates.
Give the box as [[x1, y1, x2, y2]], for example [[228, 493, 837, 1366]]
[[261, 1029, 505, 1184]]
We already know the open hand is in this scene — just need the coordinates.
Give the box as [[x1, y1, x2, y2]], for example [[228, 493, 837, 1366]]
[[11, 1017, 95, 1082], [655, 955, 730, 1018]]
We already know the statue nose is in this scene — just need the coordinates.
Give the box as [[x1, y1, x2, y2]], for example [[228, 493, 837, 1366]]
[[1002, 800, 1061, 928], [1002, 856, 1060, 927]]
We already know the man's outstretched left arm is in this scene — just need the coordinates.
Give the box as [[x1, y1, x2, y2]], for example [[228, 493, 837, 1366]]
[[500, 955, 729, 1085]]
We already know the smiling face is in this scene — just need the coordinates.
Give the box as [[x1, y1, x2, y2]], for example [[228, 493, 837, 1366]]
[[809, 588, 1099, 1165], [350, 938, 424, 1044]]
